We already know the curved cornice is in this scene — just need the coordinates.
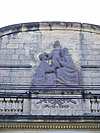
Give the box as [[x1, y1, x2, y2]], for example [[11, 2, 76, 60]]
[[0, 22, 100, 37]]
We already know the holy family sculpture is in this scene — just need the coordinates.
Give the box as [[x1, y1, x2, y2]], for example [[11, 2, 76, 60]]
[[32, 40, 79, 85]]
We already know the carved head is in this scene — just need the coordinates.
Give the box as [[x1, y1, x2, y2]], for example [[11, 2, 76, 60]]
[[53, 40, 61, 48], [39, 53, 47, 61], [61, 48, 68, 57]]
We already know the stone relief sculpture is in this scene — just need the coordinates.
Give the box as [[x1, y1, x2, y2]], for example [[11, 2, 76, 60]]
[[32, 40, 79, 85], [32, 53, 56, 85], [36, 99, 77, 108]]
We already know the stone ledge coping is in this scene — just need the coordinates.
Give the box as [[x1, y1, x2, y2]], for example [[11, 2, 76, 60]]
[[0, 22, 100, 37], [81, 65, 100, 68], [0, 65, 32, 68], [0, 65, 100, 69], [0, 115, 100, 123]]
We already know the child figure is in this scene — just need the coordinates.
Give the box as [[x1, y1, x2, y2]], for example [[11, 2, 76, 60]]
[[47, 40, 62, 69]]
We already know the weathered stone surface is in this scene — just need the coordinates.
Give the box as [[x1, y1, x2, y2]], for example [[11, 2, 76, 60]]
[[0, 22, 100, 85], [0, 22, 100, 122]]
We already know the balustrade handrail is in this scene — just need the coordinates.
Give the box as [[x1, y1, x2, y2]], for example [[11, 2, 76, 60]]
[[0, 84, 100, 92], [0, 84, 99, 99], [0, 84, 100, 89]]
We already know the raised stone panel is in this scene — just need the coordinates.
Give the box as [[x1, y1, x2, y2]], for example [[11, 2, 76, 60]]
[[31, 94, 83, 116]]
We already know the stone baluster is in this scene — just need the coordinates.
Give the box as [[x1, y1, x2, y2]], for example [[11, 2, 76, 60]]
[[17, 99, 23, 113], [97, 99, 100, 112], [0, 99, 3, 112], [0, 98, 24, 114], [15, 99, 18, 113], [11, 98, 17, 112], [3, 98, 6, 112], [5, 98, 11, 112], [91, 99, 97, 112]]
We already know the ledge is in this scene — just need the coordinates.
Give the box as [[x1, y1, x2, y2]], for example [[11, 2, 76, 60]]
[[81, 65, 100, 68], [0, 22, 100, 37], [0, 65, 32, 69], [0, 115, 100, 123]]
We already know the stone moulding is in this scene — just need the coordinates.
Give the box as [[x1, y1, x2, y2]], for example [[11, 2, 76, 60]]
[[0, 122, 100, 129], [0, 22, 100, 37]]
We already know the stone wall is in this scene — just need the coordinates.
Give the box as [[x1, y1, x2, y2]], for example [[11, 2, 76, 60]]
[[0, 22, 100, 85], [0, 22, 100, 131]]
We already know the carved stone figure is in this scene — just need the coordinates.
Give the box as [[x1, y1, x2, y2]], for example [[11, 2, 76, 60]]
[[32, 41, 79, 85], [47, 40, 61, 69], [56, 47, 79, 85], [32, 53, 56, 85]]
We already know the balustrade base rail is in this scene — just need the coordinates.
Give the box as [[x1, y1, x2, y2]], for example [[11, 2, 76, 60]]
[[0, 115, 100, 122]]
